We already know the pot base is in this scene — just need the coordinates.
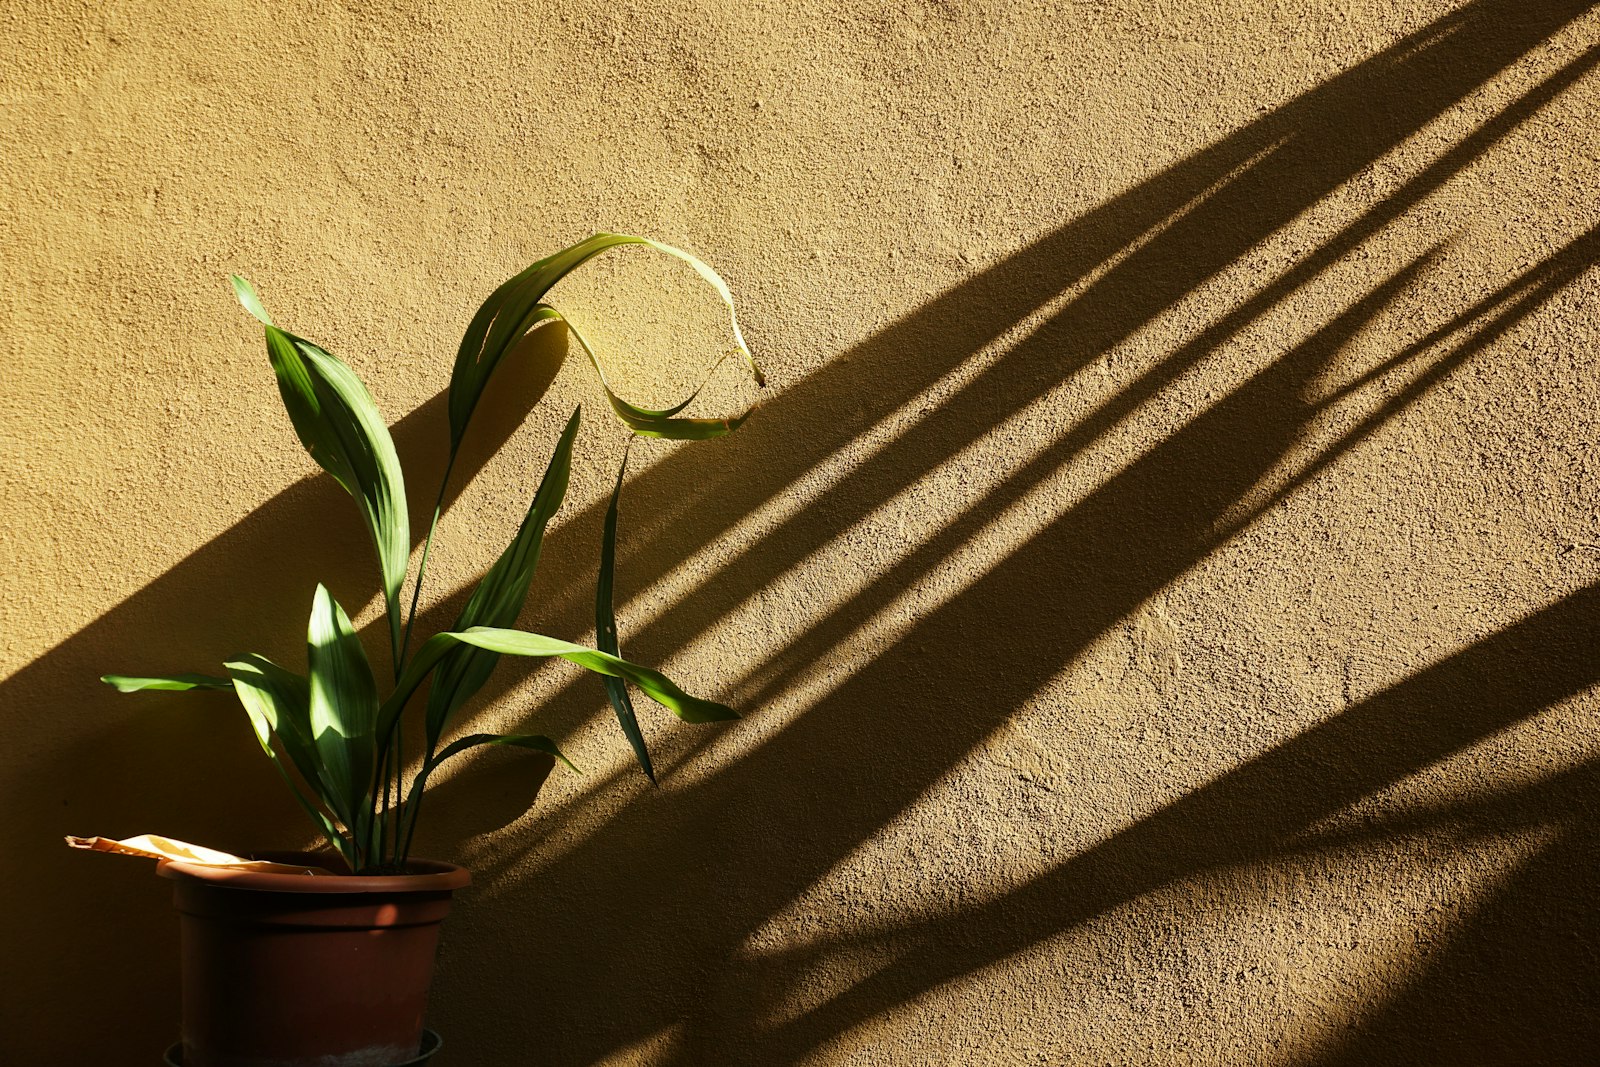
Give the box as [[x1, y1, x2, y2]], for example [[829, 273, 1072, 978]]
[[163, 1029, 443, 1067]]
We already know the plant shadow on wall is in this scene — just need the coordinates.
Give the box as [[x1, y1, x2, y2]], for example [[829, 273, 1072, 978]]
[[1, 310, 568, 1053], [6, 0, 1596, 1062]]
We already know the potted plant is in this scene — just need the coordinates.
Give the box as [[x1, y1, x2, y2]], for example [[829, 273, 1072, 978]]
[[98, 233, 763, 1067]]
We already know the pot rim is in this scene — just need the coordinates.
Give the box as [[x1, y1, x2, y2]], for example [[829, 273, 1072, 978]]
[[158, 851, 470, 894]]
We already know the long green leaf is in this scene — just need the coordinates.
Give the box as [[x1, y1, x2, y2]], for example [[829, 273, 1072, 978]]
[[224, 655, 322, 801], [416, 409, 582, 753], [449, 233, 763, 453], [397, 304, 570, 671], [100, 673, 231, 693], [395, 731, 578, 863], [450, 627, 737, 723], [306, 584, 379, 852], [225, 656, 310, 754], [232, 276, 410, 664], [224, 654, 351, 864], [559, 311, 753, 440], [596, 442, 654, 782], [378, 625, 735, 748], [433, 732, 578, 772]]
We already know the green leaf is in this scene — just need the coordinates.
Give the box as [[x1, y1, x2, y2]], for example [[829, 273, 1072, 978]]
[[224, 654, 351, 865], [306, 584, 379, 847], [100, 673, 232, 693], [224, 655, 318, 790], [433, 732, 578, 773], [232, 276, 410, 662], [418, 408, 582, 751], [230, 274, 273, 325], [448, 234, 763, 453], [378, 625, 736, 749], [395, 731, 577, 860], [596, 443, 654, 782], [560, 311, 754, 440], [451, 627, 737, 723]]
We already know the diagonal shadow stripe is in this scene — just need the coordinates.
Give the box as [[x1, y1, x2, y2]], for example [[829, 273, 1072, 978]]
[[437, 225, 1593, 1065], [416, 0, 1599, 783], [1303, 774, 1600, 1066], [737, 582, 1600, 1064]]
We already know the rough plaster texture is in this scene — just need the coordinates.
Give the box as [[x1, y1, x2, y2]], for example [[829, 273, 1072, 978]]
[[3, 0, 1599, 1063]]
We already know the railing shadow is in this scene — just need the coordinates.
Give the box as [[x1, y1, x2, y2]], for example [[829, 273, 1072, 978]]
[[406, 0, 1600, 788], [436, 218, 1593, 1063], [416, 2, 1594, 1063]]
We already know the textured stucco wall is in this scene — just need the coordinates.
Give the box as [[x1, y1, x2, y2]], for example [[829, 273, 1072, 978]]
[[4, 0, 1599, 1063]]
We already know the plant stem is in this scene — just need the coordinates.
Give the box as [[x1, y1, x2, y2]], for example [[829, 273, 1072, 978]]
[[377, 742, 390, 867], [391, 727, 404, 866], [398, 757, 433, 864], [385, 453, 455, 867], [387, 601, 404, 687], [400, 452, 457, 674]]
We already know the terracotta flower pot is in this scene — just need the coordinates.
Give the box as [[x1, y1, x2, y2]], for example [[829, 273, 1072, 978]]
[[157, 852, 470, 1067]]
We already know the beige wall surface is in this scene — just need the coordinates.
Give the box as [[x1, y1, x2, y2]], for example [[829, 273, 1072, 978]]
[[4, 0, 1599, 1063]]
